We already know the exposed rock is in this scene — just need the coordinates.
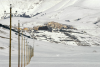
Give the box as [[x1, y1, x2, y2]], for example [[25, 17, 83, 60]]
[[33, 21, 76, 31], [33, 26, 41, 31], [23, 28, 29, 31], [46, 22, 67, 30]]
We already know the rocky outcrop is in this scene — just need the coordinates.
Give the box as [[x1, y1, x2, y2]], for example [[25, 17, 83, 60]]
[[45, 22, 67, 31], [33, 21, 76, 31]]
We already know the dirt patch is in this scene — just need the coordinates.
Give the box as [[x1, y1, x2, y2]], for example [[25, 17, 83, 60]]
[[0, 47, 5, 49], [0, 36, 10, 39]]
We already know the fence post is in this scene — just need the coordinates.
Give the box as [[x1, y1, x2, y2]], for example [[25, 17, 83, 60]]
[[21, 30, 23, 67], [9, 4, 12, 67], [31, 47, 32, 58], [32, 36, 34, 57], [26, 40, 28, 65], [24, 37, 25, 67], [18, 22, 20, 67], [29, 46, 30, 63], [4, 4, 17, 67]]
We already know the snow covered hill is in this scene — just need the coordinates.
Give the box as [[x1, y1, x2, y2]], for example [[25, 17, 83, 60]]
[[0, 0, 100, 46], [0, 0, 100, 67], [1, 0, 100, 27]]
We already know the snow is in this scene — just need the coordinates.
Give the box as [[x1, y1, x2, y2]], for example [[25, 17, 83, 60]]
[[0, 0, 100, 67], [26, 40, 100, 67], [75, 0, 100, 9]]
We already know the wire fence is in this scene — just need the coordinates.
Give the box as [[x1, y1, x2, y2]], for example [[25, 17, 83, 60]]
[[18, 23, 34, 67]]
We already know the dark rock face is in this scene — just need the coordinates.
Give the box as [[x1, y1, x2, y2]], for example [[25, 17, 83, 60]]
[[38, 26, 48, 30]]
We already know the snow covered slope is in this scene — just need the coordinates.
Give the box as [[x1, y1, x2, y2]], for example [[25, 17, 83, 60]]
[[0, 0, 100, 67], [0, 0, 100, 45], [0, 0, 100, 41]]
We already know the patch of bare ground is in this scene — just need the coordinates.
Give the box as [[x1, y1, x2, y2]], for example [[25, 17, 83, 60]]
[[0, 36, 9, 39], [0, 47, 5, 49]]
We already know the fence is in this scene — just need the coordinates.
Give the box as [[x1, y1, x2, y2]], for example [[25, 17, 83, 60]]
[[18, 23, 34, 67]]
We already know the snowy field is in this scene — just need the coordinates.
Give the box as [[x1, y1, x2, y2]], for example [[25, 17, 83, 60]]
[[0, 0, 100, 67], [26, 40, 100, 67]]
